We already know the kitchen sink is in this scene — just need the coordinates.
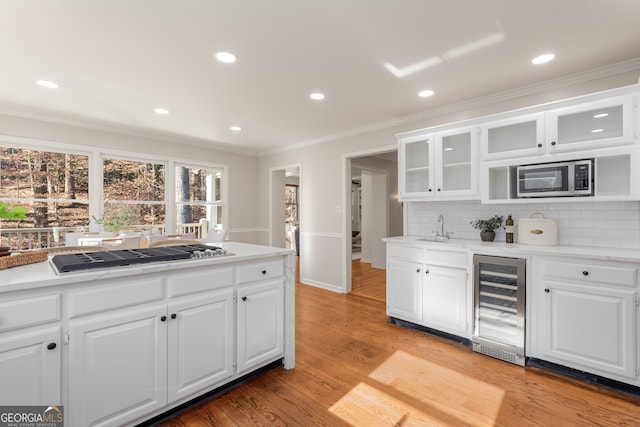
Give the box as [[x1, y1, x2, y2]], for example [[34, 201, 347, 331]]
[[417, 236, 450, 243]]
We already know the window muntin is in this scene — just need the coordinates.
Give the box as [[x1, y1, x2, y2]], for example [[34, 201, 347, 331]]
[[102, 157, 166, 228]]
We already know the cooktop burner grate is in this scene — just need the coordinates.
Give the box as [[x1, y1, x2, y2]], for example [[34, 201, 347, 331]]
[[51, 244, 225, 274]]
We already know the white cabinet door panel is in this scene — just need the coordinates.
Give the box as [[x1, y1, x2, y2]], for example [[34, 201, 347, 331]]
[[68, 306, 167, 427], [424, 266, 468, 336], [0, 327, 60, 405], [168, 290, 234, 403], [386, 260, 423, 322]]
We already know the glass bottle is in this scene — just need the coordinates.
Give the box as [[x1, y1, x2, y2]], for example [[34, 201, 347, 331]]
[[505, 213, 514, 243]]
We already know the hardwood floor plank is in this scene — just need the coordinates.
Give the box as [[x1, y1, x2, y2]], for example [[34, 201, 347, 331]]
[[159, 260, 640, 427]]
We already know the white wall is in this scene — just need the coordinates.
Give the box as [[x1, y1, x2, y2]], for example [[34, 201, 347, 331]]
[[0, 113, 261, 243], [258, 69, 640, 293]]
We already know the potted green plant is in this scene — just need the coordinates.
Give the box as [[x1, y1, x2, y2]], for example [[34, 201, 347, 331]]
[[470, 215, 504, 242]]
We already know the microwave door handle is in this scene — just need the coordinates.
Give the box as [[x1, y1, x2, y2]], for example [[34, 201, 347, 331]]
[[567, 164, 575, 195]]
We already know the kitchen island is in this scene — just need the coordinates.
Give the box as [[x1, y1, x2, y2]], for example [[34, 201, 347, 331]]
[[0, 241, 295, 427]]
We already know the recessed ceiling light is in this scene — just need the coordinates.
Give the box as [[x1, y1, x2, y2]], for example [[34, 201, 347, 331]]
[[154, 108, 169, 115], [591, 129, 604, 133], [593, 113, 609, 118], [310, 92, 325, 100], [37, 80, 59, 89], [444, 147, 453, 151], [418, 89, 434, 98], [230, 126, 242, 132], [532, 53, 555, 65], [215, 52, 236, 63]]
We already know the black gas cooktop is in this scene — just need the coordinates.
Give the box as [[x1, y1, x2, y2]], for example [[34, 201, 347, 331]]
[[51, 244, 230, 274]]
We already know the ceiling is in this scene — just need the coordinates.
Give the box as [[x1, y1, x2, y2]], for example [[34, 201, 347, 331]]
[[1, 1, 640, 155]]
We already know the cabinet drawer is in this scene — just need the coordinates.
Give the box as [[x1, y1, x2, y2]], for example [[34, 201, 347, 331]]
[[168, 267, 233, 298], [425, 249, 467, 268], [236, 259, 284, 284], [544, 261, 636, 287], [68, 276, 164, 318], [0, 295, 60, 332], [387, 245, 423, 261]]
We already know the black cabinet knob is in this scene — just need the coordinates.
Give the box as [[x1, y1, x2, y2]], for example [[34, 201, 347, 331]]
[[582, 271, 589, 276], [425, 269, 430, 274], [428, 188, 432, 192], [261, 270, 267, 275], [537, 143, 543, 148], [171, 313, 177, 319], [416, 268, 420, 273], [160, 315, 167, 322], [47, 342, 57, 350], [551, 141, 556, 146], [242, 296, 247, 301], [544, 288, 550, 293], [437, 188, 441, 192]]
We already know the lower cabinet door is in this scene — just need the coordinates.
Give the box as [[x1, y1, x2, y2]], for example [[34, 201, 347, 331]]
[[539, 281, 636, 379], [386, 260, 423, 322], [237, 279, 284, 375], [167, 289, 234, 403], [68, 306, 168, 427], [0, 327, 61, 405], [423, 265, 468, 336]]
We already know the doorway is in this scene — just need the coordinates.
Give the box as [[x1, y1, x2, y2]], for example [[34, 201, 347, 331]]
[[270, 164, 301, 255], [343, 146, 402, 298]]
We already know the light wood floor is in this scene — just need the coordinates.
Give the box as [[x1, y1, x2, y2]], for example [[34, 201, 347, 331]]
[[158, 260, 640, 426]]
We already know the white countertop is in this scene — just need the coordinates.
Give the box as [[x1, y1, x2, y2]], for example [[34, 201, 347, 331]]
[[384, 236, 640, 263], [0, 242, 294, 293]]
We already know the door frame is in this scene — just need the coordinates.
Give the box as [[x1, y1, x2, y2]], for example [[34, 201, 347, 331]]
[[342, 145, 396, 293]]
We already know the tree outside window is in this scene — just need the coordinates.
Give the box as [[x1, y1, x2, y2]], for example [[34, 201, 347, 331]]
[[285, 184, 298, 224]]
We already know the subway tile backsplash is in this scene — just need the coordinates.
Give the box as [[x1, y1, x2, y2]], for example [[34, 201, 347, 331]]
[[406, 200, 640, 249]]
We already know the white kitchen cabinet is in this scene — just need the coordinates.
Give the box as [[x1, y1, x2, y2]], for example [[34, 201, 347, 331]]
[[481, 113, 546, 160], [167, 290, 234, 403], [386, 242, 470, 338], [68, 305, 168, 427], [387, 259, 423, 322], [423, 265, 468, 337], [546, 94, 637, 153], [0, 327, 61, 405], [398, 126, 479, 201], [237, 279, 284, 375], [530, 257, 638, 385]]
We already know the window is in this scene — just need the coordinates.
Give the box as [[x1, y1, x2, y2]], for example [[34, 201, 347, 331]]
[[0, 146, 89, 247], [101, 156, 166, 232], [175, 164, 224, 236], [285, 184, 298, 224]]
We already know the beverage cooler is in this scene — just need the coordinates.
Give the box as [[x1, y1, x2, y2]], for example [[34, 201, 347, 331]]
[[472, 255, 526, 366]]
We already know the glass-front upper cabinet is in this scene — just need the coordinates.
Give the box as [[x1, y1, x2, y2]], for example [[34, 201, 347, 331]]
[[481, 113, 545, 160], [435, 127, 478, 197], [546, 94, 637, 152], [399, 134, 435, 199]]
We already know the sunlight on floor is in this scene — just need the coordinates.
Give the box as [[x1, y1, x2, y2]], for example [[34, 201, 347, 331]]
[[330, 350, 505, 426]]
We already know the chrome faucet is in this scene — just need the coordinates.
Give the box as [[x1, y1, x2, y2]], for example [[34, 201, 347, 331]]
[[433, 214, 453, 240]]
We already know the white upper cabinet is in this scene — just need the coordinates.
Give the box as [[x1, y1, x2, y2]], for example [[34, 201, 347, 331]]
[[546, 94, 637, 152], [481, 113, 546, 160], [399, 126, 479, 201]]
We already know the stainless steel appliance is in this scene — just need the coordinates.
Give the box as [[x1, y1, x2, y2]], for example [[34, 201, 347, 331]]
[[517, 159, 593, 198], [50, 244, 231, 274], [473, 255, 526, 366]]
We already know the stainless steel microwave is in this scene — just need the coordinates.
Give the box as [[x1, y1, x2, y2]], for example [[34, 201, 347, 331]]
[[517, 159, 593, 198]]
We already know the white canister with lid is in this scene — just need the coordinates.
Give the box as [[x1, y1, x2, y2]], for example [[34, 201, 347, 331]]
[[517, 212, 558, 245]]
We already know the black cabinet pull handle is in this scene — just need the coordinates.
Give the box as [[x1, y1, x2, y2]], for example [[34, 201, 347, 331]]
[[261, 270, 267, 275], [47, 342, 57, 350], [582, 271, 589, 276], [551, 141, 556, 146], [537, 143, 543, 148], [425, 269, 430, 274], [171, 313, 177, 319], [428, 188, 432, 192], [437, 188, 441, 192], [416, 268, 420, 273], [544, 288, 550, 293], [242, 296, 247, 301], [160, 315, 167, 322]]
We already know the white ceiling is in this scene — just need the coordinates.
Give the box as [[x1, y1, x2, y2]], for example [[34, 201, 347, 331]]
[[1, 0, 640, 155]]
